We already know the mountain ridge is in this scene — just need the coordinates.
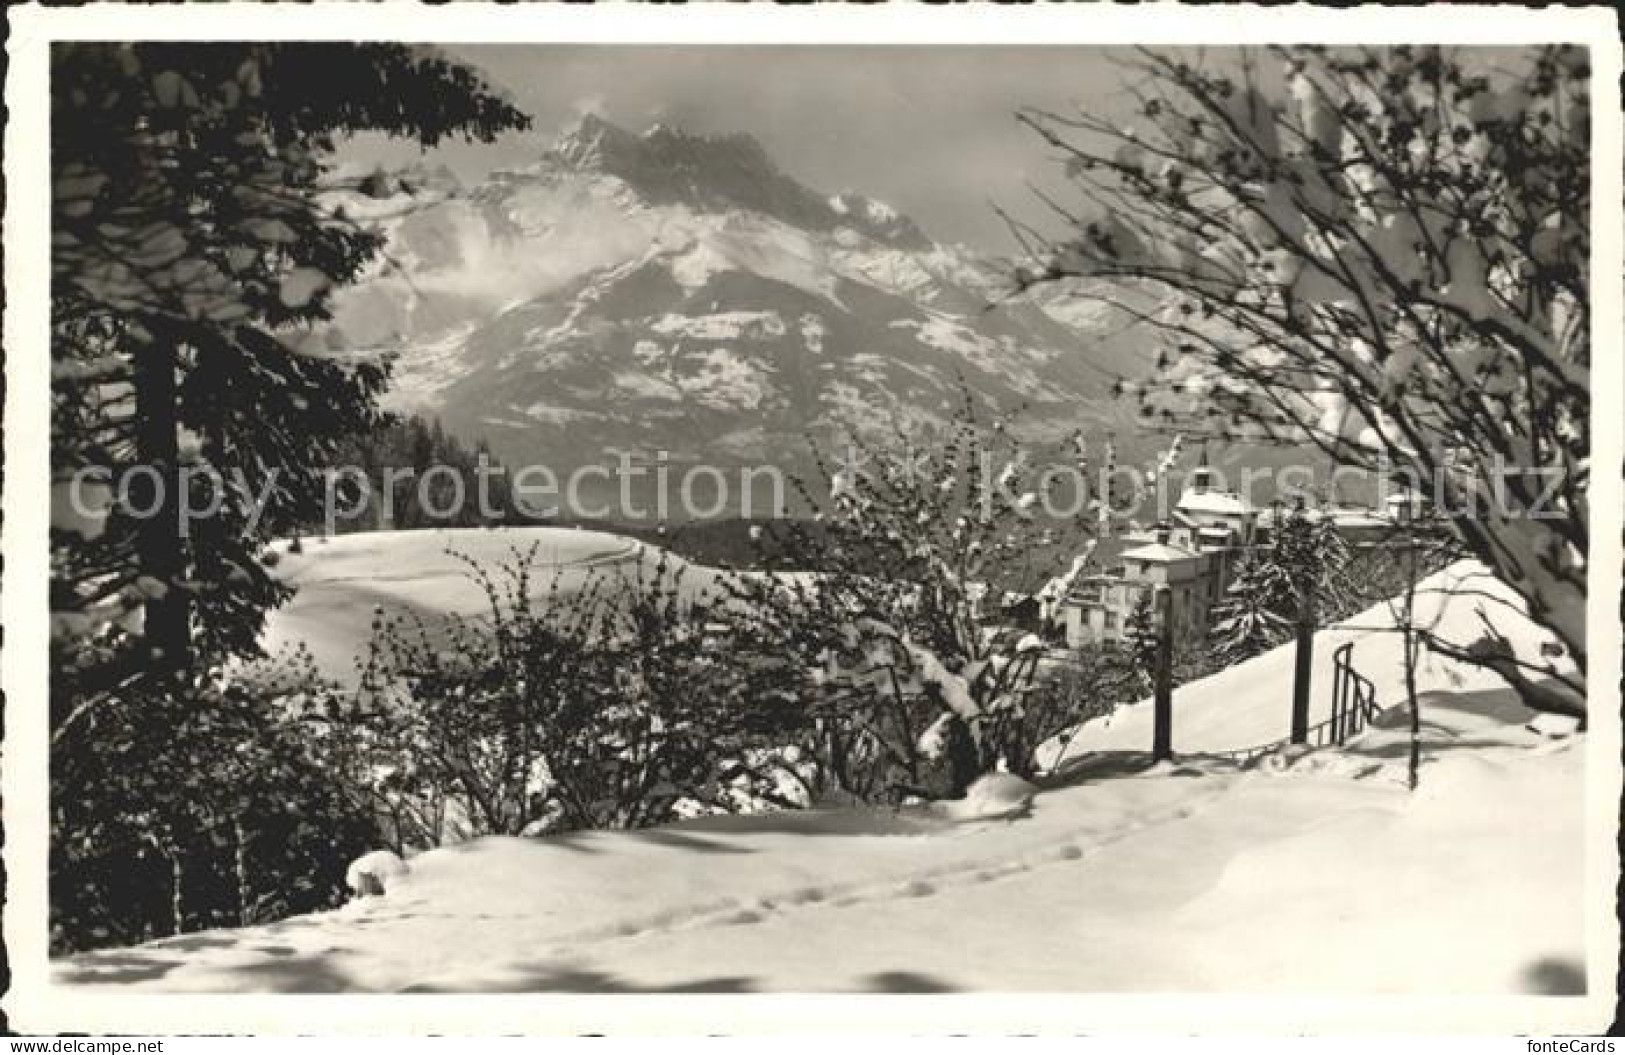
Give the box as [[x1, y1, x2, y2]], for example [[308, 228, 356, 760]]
[[322, 115, 1157, 516]]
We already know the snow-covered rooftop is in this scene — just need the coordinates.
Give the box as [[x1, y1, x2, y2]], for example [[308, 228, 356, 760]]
[[1257, 504, 1395, 528], [1175, 489, 1254, 517], [1327, 508, 1389, 529], [1119, 542, 1204, 563]]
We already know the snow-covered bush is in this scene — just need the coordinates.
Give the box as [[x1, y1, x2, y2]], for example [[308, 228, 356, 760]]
[[728, 395, 1112, 800], [345, 849, 409, 897], [50, 651, 382, 953], [1007, 647, 1136, 777], [332, 545, 809, 845], [939, 772, 1039, 822]]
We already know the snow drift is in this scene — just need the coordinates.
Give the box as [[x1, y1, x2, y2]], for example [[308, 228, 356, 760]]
[[58, 561, 1586, 995]]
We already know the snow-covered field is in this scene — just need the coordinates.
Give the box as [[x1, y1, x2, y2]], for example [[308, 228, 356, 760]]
[[59, 559, 1586, 995], [257, 526, 714, 678]]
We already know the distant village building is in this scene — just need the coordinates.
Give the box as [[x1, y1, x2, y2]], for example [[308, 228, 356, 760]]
[[1062, 535, 1213, 648], [1254, 489, 1427, 548], [1055, 450, 1432, 651], [1061, 452, 1256, 650]]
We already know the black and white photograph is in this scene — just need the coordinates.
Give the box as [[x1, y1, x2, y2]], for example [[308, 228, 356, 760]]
[[3, 2, 1620, 1037]]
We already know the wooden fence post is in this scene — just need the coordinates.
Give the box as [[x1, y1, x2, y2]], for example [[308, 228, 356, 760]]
[[1152, 585, 1173, 761], [1290, 585, 1315, 744]]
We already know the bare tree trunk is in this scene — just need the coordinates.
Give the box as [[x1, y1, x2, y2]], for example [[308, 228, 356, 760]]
[[1289, 587, 1315, 745], [166, 844, 185, 937], [232, 818, 251, 926], [943, 716, 980, 798], [143, 832, 185, 936], [1402, 549, 1422, 791], [1152, 586, 1174, 761], [823, 718, 851, 799], [130, 335, 190, 676]]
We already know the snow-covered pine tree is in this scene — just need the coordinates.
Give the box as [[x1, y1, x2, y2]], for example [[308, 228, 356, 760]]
[[1123, 591, 1161, 695], [48, 46, 529, 950], [1208, 503, 1352, 667], [51, 44, 528, 714], [1208, 550, 1294, 665], [1274, 505, 1355, 622]]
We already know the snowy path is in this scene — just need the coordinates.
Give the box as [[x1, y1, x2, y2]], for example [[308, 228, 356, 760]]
[[508, 733, 1577, 995], [56, 687, 1582, 994]]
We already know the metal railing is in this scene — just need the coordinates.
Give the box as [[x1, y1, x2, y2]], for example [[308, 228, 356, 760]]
[[1326, 641, 1380, 745], [1208, 642, 1381, 765]]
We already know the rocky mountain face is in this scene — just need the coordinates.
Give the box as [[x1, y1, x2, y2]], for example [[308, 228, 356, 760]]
[[322, 115, 1153, 517]]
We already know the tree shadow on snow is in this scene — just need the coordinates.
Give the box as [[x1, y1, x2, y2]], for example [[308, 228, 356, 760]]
[[672, 808, 950, 839], [399, 964, 962, 993], [219, 951, 361, 993], [1521, 956, 1585, 995], [1409, 684, 1543, 727], [400, 965, 759, 993], [621, 829, 756, 854], [1344, 683, 1570, 763], [1041, 750, 1166, 789], [142, 933, 240, 953], [56, 929, 366, 993], [55, 952, 182, 987], [56, 931, 244, 987], [858, 970, 960, 993], [451, 828, 760, 855]]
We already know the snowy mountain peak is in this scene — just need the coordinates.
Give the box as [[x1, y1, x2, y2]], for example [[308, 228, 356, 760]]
[[552, 112, 646, 171], [542, 115, 931, 251], [552, 114, 771, 179], [323, 117, 1156, 497]]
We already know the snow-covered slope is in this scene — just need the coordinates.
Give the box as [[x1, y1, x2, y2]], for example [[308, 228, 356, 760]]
[[54, 683, 1583, 996], [320, 117, 1152, 507], [63, 556, 1585, 1001], [1054, 561, 1578, 759]]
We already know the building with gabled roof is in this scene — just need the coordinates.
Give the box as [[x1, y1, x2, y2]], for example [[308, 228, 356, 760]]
[[1061, 521, 1229, 649], [1059, 447, 1255, 650]]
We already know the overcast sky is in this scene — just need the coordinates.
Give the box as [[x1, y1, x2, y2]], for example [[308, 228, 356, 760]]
[[345, 45, 1154, 252]]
